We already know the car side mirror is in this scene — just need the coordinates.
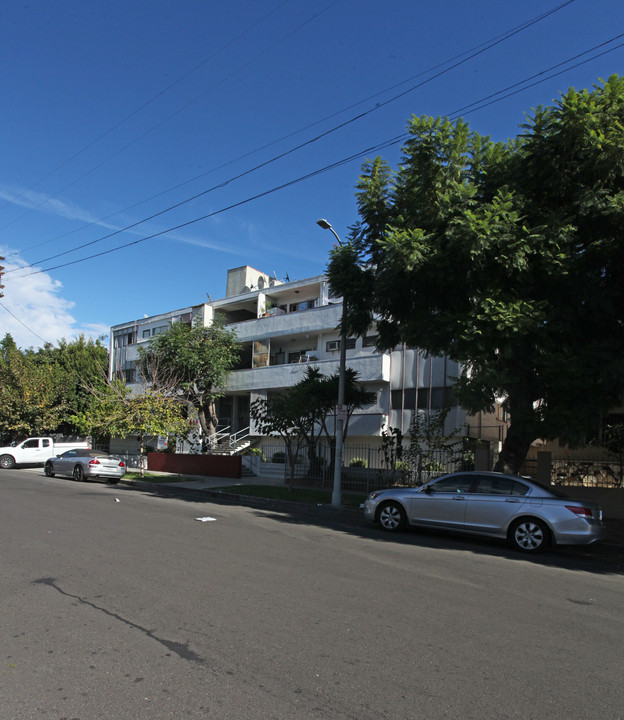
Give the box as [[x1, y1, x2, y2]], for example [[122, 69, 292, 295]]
[[423, 485, 433, 494]]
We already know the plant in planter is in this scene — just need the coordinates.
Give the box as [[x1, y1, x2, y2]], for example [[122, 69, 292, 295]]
[[350, 457, 368, 468]]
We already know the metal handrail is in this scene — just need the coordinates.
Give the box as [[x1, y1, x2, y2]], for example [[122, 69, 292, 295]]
[[229, 426, 250, 448], [205, 425, 230, 446]]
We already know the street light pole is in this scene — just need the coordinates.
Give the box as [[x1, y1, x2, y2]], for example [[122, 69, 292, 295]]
[[317, 218, 345, 508]]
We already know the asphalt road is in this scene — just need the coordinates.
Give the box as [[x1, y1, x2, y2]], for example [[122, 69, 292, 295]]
[[2, 468, 623, 720]]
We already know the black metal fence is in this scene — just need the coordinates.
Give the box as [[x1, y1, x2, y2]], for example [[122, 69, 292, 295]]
[[551, 458, 623, 488], [251, 442, 473, 494]]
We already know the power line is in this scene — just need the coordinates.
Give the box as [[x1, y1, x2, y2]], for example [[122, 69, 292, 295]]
[[12, 29, 624, 282], [0, 0, 295, 219], [5, 0, 580, 272], [0, 301, 50, 344], [0, 0, 342, 237]]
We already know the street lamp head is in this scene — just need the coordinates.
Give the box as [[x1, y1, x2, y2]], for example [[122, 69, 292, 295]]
[[316, 218, 342, 245]]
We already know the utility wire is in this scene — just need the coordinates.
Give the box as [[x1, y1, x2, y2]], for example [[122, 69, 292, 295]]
[[9, 29, 623, 276], [5, 0, 580, 271], [0, 301, 50, 344], [12, 30, 624, 282], [3, 0, 573, 257], [0, 0, 295, 219], [0, 0, 342, 237]]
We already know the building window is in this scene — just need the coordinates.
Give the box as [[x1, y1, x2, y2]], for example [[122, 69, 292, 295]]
[[290, 299, 316, 312], [152, 326, 168, 336], [142, 329, 151, 339], [113, 331, 136, 348], [253, 340, 269, 368], [326, 338, 356, 352], [391, 389, 416, 410], [363, 335, 378, 347], [417, 386, 457, 410]]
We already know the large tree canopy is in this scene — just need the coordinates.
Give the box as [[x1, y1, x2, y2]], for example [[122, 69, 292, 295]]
[[136, 316, 240, 438], [72, 379, 189, 476], [328, 76, 624, 473], [0, 333, 108, 439], [250, 365, 375, 486]]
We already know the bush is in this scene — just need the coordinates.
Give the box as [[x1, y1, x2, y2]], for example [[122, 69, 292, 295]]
[[422, 460, 445, 472], [244, 447, 266, 461], [272, 451, 286, 463], [350, 457, 368, 468]]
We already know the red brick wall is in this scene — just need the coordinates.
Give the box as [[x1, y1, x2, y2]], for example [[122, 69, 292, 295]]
[[147, 453, 241, 478]]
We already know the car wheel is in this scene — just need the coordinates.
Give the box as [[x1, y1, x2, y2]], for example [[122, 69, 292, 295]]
[[73, 465, 84, 482], [44, 462, 55, 477], [0, 454, 16, 469], [509, 518, 549, 553], [377, 501, 407, 532]]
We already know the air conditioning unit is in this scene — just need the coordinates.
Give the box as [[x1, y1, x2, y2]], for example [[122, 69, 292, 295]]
[[326, 340, 340, 352]]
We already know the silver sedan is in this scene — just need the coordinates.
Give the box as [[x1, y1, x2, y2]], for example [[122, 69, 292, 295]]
[[362, 471, 605, 552], [44, 448, 126, 484]]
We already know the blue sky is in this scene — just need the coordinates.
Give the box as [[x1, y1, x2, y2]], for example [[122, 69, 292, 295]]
[[1, 0, 623, 348]]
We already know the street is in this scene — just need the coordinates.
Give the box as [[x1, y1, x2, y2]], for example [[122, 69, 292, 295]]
[[1, 469, 623, 720]]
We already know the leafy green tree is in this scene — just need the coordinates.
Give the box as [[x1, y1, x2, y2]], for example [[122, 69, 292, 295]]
[[404, 408, 464, 482], [315, 367, 377, 447], [379, 425, 404, 485], [0, 334, 67, 437], [250, 391, 311, 489], [71, 379, 189, 477], [250, 366, 375, 484], [136, 317, 240, 440], [33, 335, 109, 430], [328, 76, 624, 474], [0, 333, 109, 439]]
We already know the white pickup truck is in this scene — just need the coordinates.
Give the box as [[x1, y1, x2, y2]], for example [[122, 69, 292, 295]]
[[0, 437, 90, 469]]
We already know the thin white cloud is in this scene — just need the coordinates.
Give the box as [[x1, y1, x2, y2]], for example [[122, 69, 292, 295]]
[[0, 251, 108, 350], [0, 185, 113, 227], [0, 182, 239, 261]]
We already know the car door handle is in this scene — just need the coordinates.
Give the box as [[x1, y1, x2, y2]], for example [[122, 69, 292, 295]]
[[505, 499, 521, 503], [453, 496, 466, 501]]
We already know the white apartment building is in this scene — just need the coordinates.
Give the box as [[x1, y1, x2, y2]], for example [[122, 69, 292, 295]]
[[109, 265, 507, 453]]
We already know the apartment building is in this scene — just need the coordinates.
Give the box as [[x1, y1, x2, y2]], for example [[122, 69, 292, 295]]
[[109, 265, 507, 452]]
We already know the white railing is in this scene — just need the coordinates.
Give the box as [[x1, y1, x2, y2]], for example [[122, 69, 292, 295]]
[[203, 425, 251, 453]]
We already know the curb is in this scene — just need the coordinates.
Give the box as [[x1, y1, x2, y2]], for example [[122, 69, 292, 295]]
[[120, 479, 624, 548], [121, 479, 365, 522]]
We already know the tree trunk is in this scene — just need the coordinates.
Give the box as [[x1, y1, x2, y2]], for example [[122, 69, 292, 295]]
[[493, 425, 532, 475], [196, 402, 218, 449], [207, 400, 218, 439], [285, 443, 296, 491], [197, 401, 218, 448]]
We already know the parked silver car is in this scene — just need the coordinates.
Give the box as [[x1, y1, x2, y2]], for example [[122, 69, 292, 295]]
[[362, 471, 605, 552], [44, 449, 126, 484]]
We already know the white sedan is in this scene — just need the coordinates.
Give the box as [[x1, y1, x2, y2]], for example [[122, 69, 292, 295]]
[[44, 448, 126, 484]]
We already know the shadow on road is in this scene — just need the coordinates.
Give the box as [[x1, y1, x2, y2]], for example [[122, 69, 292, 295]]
[[115, 480, 624, 577]]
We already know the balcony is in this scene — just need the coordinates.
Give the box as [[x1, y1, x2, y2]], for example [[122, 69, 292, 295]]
[[232, 304, 342, 343], [226, 353, 390, 393]]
